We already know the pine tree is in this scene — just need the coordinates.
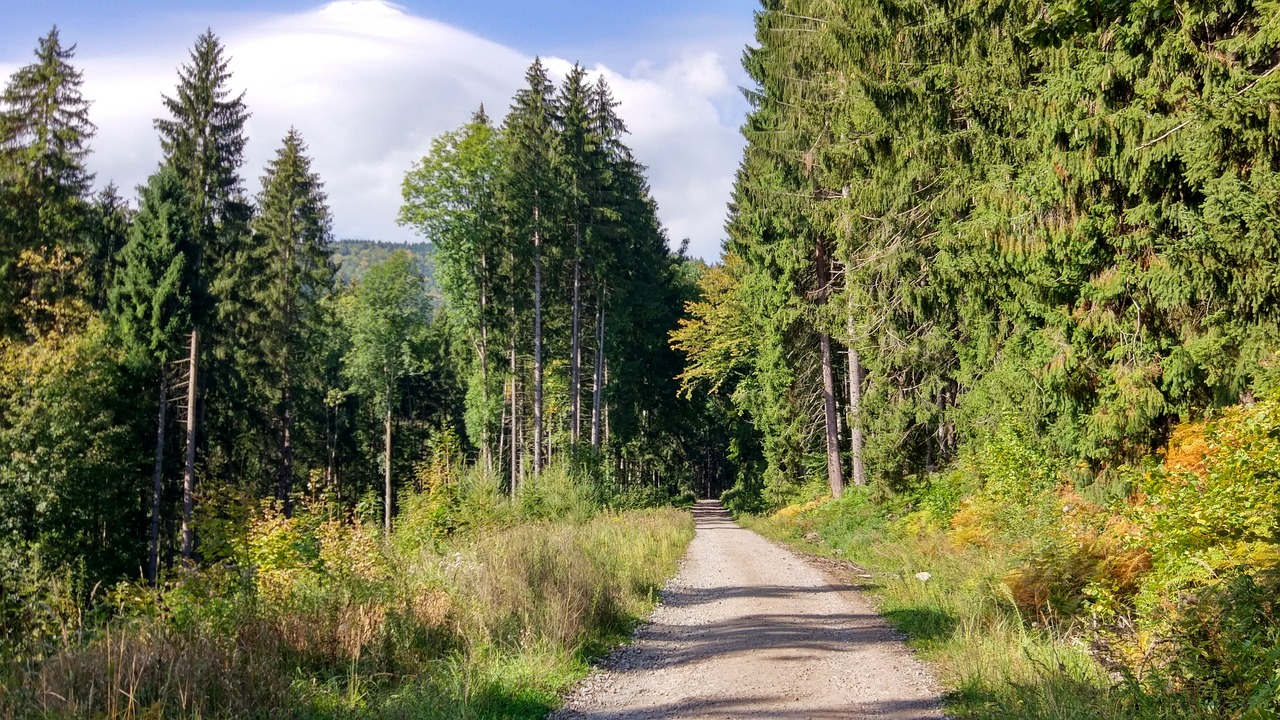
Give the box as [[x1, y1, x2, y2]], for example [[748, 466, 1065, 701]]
[[249, 129, 335, 515], [0, 26, 96, 336]]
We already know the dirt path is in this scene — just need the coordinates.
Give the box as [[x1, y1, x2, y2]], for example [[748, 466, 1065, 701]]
[[552, 500, 945, 719]]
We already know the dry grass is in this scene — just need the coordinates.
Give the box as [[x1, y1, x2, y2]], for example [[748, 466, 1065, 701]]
[[1, 489, 693, 720]]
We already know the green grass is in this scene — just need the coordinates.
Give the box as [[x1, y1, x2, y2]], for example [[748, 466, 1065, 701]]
[[742, 491, 1211, 720], [2, 468, 695, 719]]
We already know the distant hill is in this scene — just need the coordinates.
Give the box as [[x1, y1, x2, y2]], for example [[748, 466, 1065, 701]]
[[331, 240, 437, 292]]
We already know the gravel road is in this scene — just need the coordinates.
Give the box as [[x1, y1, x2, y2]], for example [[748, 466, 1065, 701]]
[[551, 499, 945, 719]]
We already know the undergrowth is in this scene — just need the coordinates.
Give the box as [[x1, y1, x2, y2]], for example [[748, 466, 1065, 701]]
[[745, 398, 1280, 720], [0, 462, 695, 719]]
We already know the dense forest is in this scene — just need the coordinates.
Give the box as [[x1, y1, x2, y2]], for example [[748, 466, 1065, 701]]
[[5, 0, 1280, 714], [0, 25, 719, 717], [330, 239, 436, 286], [678, 0, 1280, 716]]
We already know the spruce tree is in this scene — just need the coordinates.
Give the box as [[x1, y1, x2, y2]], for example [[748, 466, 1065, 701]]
[[0, 26, 96, 335], [85, 183, 132, 311], [249, 129, 335, 515], [500, 58, 560, 475], [556, 65, 597, 445], [108, 166, 195, 583], [153, 30, 253, 535]]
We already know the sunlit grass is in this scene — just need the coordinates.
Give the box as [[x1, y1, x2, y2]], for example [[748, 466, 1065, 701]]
[[743, 493, 1206, 720], [2, 467, 694, 719]]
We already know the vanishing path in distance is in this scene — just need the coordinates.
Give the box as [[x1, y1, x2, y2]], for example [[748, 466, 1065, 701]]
[[553, 499, 945, 719]]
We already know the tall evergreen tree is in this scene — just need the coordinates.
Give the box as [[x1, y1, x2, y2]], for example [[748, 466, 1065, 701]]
[[153, 30, 253, 544], [249, 129, 335, 515], [500, 58, 560, 474], [0, 26, 96, 335], [556, 64, 597, 446], [108, 166, 195, 583]]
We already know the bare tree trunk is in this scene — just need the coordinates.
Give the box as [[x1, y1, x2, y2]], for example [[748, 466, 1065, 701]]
[[510, 335, 519, 495], [281, 375, 294, 516], [180, 330, 198, 564], [497, 383, 507, 478], [533, 216, 544, 473], [479, 250, 491, 472], [816, 239, 844, 499], [147, 372, 167, 584], [820, 331, 843, 498], [570, 233, 583, 446], [325, 401, 336, 492], [846, 285, 866, 486], [384, 403, 393, 535], [591, 294, 605, 448]]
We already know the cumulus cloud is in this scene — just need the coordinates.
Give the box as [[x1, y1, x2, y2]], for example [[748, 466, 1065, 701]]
[[1, 0, 743, 259]]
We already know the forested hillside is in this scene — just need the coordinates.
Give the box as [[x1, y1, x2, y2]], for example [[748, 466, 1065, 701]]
[[331, 239, 435, 285], [0, 26, 709, 718], [679, 0, 1280, 716]]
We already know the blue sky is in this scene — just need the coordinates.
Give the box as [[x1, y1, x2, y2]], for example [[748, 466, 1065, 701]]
[[2, 1, 759, 259]]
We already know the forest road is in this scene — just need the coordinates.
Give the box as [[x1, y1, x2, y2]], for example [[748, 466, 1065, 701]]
[[550, 499, 945, 719]]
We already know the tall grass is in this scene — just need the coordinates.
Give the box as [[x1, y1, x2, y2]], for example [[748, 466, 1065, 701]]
[[0, 464, 694, 719], [744, 490, 1260, 720]]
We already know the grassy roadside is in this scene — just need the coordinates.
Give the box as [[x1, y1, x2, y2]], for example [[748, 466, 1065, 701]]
[[1, 467, 695, 719], [743, 493, 1179, 720]]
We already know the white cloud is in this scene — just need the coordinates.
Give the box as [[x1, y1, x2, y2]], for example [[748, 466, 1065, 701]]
[[1, 1, 742, 259]]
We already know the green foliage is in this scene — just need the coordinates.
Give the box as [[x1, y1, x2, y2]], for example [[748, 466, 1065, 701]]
[[0, 26, 96, 335], [338, 251, 431, 420], [108, 165, 194, 367], [0, 474, 693, 720], [0, 320, 147, 631], [331, 239, 435, 286]]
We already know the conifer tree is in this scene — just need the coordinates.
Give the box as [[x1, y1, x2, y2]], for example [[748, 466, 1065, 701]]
[[556, 64, 597, 445], [500, 58, 559, 474], [85, 184, 132, 311], [153, 30, 253, 541], [0, 26, 96, 335], [108, 166, 195, 582], [249, 129, 335, 515]]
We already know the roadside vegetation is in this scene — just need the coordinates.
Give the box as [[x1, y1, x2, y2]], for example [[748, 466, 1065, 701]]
[[746, 398, 1280, 720], [0, 22, 710, 719], [2, 462, 694, 719]]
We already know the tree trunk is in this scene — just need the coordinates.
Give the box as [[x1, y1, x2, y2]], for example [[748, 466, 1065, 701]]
[[820, 331, 843, 498], [479, 250, 491, 472], [384, 403, 393, 535], [816, 239, 844, 499], [325, 401, 337, 495], [846, 286, 866, 487], [533, 218, 544, 473], [281, 374, 294, 516], [591, 294, 605, 448], [570, 227, 582, 444], [510, 335, 519, 495], [147, 371, 167, 585], [180, 329, 198, 564]]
